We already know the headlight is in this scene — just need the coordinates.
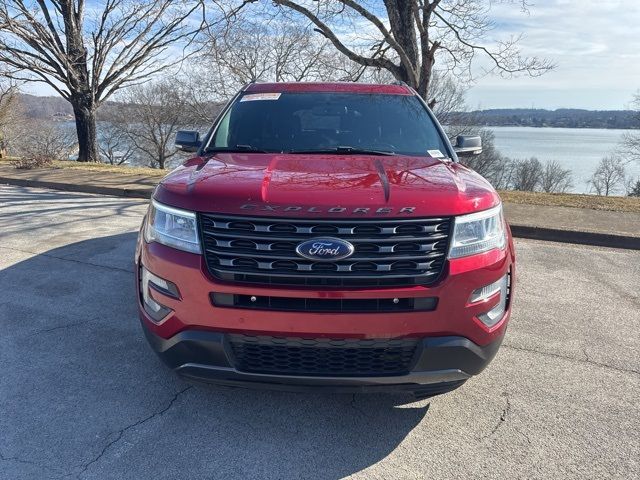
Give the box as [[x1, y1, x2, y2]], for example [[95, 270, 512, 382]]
[[144, 200, 201, 254], [448, 205, 506, 259]]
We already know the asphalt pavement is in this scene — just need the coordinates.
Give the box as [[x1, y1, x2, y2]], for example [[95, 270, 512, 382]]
[[0, 185, 638, 479]]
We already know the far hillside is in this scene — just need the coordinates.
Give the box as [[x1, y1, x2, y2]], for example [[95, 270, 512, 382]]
[[17, 93, 222, 124], [465, 108, 639, 129], [19, 93, 73, 120]]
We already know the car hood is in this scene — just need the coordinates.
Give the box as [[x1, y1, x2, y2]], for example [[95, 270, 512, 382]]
[[154, 153, 500, 217]]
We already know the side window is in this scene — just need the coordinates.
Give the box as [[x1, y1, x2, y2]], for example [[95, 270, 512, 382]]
[[213, 110, 231, 147]]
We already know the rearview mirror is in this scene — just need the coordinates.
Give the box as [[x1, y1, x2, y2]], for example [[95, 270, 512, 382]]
[[454, 135, 482, 157], [175, 130, 201, 153]]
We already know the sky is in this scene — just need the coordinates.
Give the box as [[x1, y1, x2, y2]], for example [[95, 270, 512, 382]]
[[465, 0, 640, 110], [20, 0, 640, 111]]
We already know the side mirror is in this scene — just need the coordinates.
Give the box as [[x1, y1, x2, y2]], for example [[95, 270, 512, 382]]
[[454, 135, 482, 157], [175, 130, 201, 153]]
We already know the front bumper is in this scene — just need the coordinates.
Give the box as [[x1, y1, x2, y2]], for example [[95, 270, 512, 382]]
[[137, 240, 515, 347], [142, 323, 503, 395], [136, 219, 515, 395]]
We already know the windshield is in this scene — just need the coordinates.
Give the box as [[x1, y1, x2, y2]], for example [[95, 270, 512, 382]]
[[208, 92, 449, 157]]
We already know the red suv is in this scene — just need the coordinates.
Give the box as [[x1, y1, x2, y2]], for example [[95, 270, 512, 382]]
[[136, 82, 515, 398]]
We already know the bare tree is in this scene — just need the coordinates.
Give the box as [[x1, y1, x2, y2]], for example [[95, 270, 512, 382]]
[[207, 19, 345, 83], [228, 0, 554, 104], [188, 13, 368, 115], [458, 129, 512, 190], [12, 120, 75, 160], [621, 134, 640, 165], [0, 0, 204, 162], [589, 156, 627, 196], [108, 80, 193, 169], [619, 92, 640, 165], [539, 160, 573, 193], [0, 73, 19, 157], [511, 157, 542, 191], [428, 71, 469, 127], [627, 178, 640, 197], [97, 122, 134, 165]]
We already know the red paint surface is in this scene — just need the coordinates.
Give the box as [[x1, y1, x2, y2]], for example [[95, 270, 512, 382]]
[[155, 154, 500, 217]]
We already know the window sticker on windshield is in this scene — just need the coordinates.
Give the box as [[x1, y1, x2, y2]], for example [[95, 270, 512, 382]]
[[427, 149, 445, 158], [240, 93, 281, 102]]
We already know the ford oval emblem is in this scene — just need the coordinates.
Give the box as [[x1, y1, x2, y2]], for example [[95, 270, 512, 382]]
[[296, 237, 355, 262]]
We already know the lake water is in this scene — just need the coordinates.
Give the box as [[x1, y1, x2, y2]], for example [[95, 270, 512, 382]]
[[489, 126, 640, 193]]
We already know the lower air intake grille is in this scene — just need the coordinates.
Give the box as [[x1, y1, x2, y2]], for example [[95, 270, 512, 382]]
[[212, 293, 438, 313], [227, 334, 419, 377]]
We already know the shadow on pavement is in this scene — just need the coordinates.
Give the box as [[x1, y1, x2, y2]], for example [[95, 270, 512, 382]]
[[0, 233, 429, 479]]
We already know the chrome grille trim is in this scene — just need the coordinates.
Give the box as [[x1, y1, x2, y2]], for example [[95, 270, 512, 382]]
[[209, 220, 444, 235], [205, 247, 443, 262], [206, 231, 448, 243], [199, 214, 451, 287]]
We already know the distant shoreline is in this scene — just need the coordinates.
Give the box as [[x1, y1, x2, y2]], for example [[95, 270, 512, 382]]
[[457, 108, 639, 130], [477, 124, 639, 130]]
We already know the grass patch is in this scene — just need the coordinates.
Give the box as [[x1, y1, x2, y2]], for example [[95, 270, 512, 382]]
[[49, 160, 166, 177], [0, 157, 164, 177], [499, 190, 640, 213]]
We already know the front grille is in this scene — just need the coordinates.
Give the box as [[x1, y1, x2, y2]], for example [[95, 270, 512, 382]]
[[199, 214, 451, 287], [211, 292, 438, 313], [227, 334, 420, 377]]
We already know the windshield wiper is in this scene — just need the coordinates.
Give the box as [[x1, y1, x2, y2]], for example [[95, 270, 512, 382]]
[[204, 144, 271, 153], [288, 146, 396, 156], [205, 145, 396, 155]]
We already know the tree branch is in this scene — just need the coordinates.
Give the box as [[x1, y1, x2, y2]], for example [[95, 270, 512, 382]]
[[271, 0, 402, 77]]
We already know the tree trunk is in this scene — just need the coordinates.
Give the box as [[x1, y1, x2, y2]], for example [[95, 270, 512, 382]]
[[384, 0, 420, 91], [384, 0, 418, 67], [417, 49, 436, 102], [72, 99, 99, 162]]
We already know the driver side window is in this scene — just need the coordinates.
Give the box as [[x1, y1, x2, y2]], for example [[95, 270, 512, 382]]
[[213, 111, 230, 147]]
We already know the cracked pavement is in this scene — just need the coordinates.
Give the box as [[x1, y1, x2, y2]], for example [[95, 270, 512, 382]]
[[1, 185, 638, 479]]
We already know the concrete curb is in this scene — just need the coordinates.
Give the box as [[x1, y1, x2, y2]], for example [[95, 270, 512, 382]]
[[2, 176, 638, 250], [509, 224, 639, 251], [0, 176, 152, 199]]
